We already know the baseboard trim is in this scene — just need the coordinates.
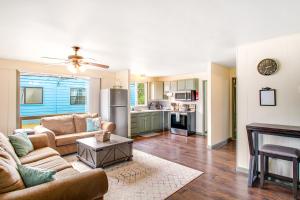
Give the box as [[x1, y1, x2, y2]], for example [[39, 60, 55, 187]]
[[236, 166, 249, 174], [207, 138, 231, 149], [195, 132, 207, 136]]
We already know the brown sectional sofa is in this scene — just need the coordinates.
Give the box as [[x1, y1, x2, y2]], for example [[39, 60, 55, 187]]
[[35, 113, 116, 155], [0, 132, 108, 200]]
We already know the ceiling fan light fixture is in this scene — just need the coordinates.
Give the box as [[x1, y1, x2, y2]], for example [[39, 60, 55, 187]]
[[67, 64, 77, 74], [79, 65, 87, 72], [42, 46, 109, 72]]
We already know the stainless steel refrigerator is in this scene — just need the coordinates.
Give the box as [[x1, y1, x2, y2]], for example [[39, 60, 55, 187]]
[[100, 89, 128, 137]]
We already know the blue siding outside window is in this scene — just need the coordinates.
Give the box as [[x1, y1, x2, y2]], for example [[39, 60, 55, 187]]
[[20, 75, 89, 125], [130, 83, 136, 107]]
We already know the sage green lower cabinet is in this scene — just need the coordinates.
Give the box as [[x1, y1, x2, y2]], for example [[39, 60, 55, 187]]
[[151, 112, 162, 131], [163, 111, 170, 129], [130, 111, 169, 136], [145, 114, 152, 132]]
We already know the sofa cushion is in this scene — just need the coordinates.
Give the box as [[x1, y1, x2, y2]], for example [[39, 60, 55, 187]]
[[55, 131, 97, 146], [41, 115, 75, 135], [0, 149, 25, 194], [54, 167, 79, 179], [24, 155, 72, 172], [8, 132, 34, 157], [73, 113, 99, 133], [0, 132, 21, 164], [17, 164, 56, 188], [0, 147, 17, 168], [20, 147, 60, 165]]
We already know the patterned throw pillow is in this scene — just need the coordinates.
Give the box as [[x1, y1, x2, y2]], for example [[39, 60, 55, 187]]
[[17, 164, 56, 187], [86, 117, 101, 132], [8, 133, 34, 157]]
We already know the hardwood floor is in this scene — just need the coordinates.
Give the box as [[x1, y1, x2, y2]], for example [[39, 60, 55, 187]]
[[133, 132, 294, 200]]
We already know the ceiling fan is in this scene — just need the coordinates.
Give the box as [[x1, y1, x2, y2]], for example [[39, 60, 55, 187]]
[[41, 46, 109, 73]]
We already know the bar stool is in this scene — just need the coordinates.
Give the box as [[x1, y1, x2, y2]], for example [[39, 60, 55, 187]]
[[260, 144, 300, 199]]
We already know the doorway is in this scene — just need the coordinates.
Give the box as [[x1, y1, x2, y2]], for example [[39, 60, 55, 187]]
[[232, 78, 237, 139], [202, 80, 208, 134]]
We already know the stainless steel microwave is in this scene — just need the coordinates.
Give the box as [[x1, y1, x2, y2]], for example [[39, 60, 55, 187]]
[[174, 90, 196, 101]]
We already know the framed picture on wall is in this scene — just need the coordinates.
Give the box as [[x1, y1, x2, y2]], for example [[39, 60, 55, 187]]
[[259, 88, 276, 106]]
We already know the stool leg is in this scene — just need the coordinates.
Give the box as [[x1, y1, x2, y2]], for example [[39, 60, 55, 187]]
[[265, 157, 269, 177], [293, 158, 298, 199], [260, 154, 265, 188]]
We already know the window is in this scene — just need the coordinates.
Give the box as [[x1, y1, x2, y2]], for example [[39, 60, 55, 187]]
[[70, 88, 86, 105], [21, 87, 43, 104], [130, 82, 147, 106]]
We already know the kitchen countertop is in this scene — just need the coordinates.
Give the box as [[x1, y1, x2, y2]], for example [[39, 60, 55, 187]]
[[130, 109, 171, 114]]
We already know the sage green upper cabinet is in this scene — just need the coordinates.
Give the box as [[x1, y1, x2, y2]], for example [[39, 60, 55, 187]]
[[170, 81, 177, 92], [163, 81, 171, 93], [149, 81, 164, 100], [177, 80, 186, 91], [185, 79, 199, 90]]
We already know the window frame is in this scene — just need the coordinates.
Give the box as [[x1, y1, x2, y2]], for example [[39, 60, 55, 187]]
[[131, 82, 147, 107], [70, 88, 86, 105], [21, 87, 44, 105]]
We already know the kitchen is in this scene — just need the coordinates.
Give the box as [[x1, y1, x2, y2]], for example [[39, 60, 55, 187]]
[[130, 75, 207, 138]]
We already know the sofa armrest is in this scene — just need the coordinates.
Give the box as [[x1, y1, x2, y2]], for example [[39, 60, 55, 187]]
[[0, 169, 108, 200], [34, 126, 56, 149], [28, 134, 49, 149], [101, 121, 116, 132]]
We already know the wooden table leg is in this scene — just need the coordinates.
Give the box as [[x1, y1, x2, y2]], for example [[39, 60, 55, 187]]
[[248, 155, 256, 186], [247, 130, 259, 187]]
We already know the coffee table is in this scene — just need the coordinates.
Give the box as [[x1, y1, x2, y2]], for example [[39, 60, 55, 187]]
[[76, 134, 133, 168]]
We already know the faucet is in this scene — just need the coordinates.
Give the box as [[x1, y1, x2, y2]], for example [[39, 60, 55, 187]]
[[148, 102, 153, 110]]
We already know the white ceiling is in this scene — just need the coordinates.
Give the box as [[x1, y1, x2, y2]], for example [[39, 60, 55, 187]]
[[0, 0, 300, 76]]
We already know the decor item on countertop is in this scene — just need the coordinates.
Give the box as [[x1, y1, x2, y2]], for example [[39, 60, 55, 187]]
[[8, 132, 33, 157], [259, 87, 276, 106], [95, 131, 111, 142], [17, 164, 56, 187], [257, 58, 278, 76], [67, 149, 203, 200], [86, 117, 101, 132]]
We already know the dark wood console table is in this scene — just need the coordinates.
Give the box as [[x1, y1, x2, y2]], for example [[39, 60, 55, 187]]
[[246, 123, 300, 187]]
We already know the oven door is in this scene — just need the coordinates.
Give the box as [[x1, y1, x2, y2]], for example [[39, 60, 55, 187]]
[[170, 113, 187, 130], [175, 92, 187, 101]]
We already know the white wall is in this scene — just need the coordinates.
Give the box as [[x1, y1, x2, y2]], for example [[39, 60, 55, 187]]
[[236, 34, 300, 176], [0, 68, 18, 135], [89, 78, 101, 113], [207, 63, 231, 148]]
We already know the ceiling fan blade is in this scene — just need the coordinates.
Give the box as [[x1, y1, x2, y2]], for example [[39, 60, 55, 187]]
[[82, 62, 109, 69], [41, 56, 68, 61], [43, 61, 69, 66]]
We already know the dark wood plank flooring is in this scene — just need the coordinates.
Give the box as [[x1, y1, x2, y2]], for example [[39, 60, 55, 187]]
[[133, 132, 294, 200]]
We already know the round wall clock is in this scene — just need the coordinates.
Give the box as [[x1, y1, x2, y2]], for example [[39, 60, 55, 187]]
[[257, 58, 278, 76]]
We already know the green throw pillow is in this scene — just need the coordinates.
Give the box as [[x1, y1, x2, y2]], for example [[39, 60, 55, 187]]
[[17, 164, 56, 187], [8, 132, 34, 157], [86, 117, 101, 132]]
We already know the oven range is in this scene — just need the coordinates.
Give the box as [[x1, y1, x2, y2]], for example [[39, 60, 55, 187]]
[[170, 111, 196, 136]]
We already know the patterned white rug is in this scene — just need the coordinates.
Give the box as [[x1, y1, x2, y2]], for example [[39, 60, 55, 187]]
[[65, 150, 203, 200]]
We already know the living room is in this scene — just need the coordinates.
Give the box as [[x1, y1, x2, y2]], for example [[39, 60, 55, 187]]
[[1, 1, 300, 200]]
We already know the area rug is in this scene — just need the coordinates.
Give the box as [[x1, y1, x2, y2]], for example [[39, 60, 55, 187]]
[[64, 149, 203, 200], [140, 132, 162, 138]]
